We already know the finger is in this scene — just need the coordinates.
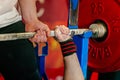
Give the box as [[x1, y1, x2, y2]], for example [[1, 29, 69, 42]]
[[36, 30, 47, 42], [41, 24, 50, 37], [39, 31, 47, 42], [45, 27, 50, 37], [60, 25, 70, 35], [30, 35, 37, 43], [54, 27, 63, 40], [32, 30, 47, 43]]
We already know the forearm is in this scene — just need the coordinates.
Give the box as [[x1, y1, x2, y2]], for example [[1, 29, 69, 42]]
[[59, 38, 84, 80], [54, 26, 84, 80], [63, 53, 84, 80], [18, 0, 38, 24]]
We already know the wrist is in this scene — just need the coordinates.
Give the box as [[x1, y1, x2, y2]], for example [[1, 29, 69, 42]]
[[59, 38, 77, 57], [24, 18, 39, 25]]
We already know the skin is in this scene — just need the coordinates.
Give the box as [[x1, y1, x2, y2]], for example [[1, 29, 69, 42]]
[[18, 0, 50, 43], [55, 25, 84, 80], [17, 1, 84, 79]]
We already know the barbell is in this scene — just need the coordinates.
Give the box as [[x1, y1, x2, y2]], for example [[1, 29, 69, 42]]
[[0, 23, 106, 41]]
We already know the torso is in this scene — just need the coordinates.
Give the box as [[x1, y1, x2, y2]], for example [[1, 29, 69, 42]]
[[0, 0, 21, 28]]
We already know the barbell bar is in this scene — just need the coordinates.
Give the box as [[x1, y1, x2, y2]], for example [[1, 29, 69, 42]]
[[0, 24, 106, 41]]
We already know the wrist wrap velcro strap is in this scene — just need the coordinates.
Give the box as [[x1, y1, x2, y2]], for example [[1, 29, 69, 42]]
[[59, 38, 77, 57]]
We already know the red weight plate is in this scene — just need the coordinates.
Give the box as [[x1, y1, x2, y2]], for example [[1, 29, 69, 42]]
[[78, 0, 120, 72]]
